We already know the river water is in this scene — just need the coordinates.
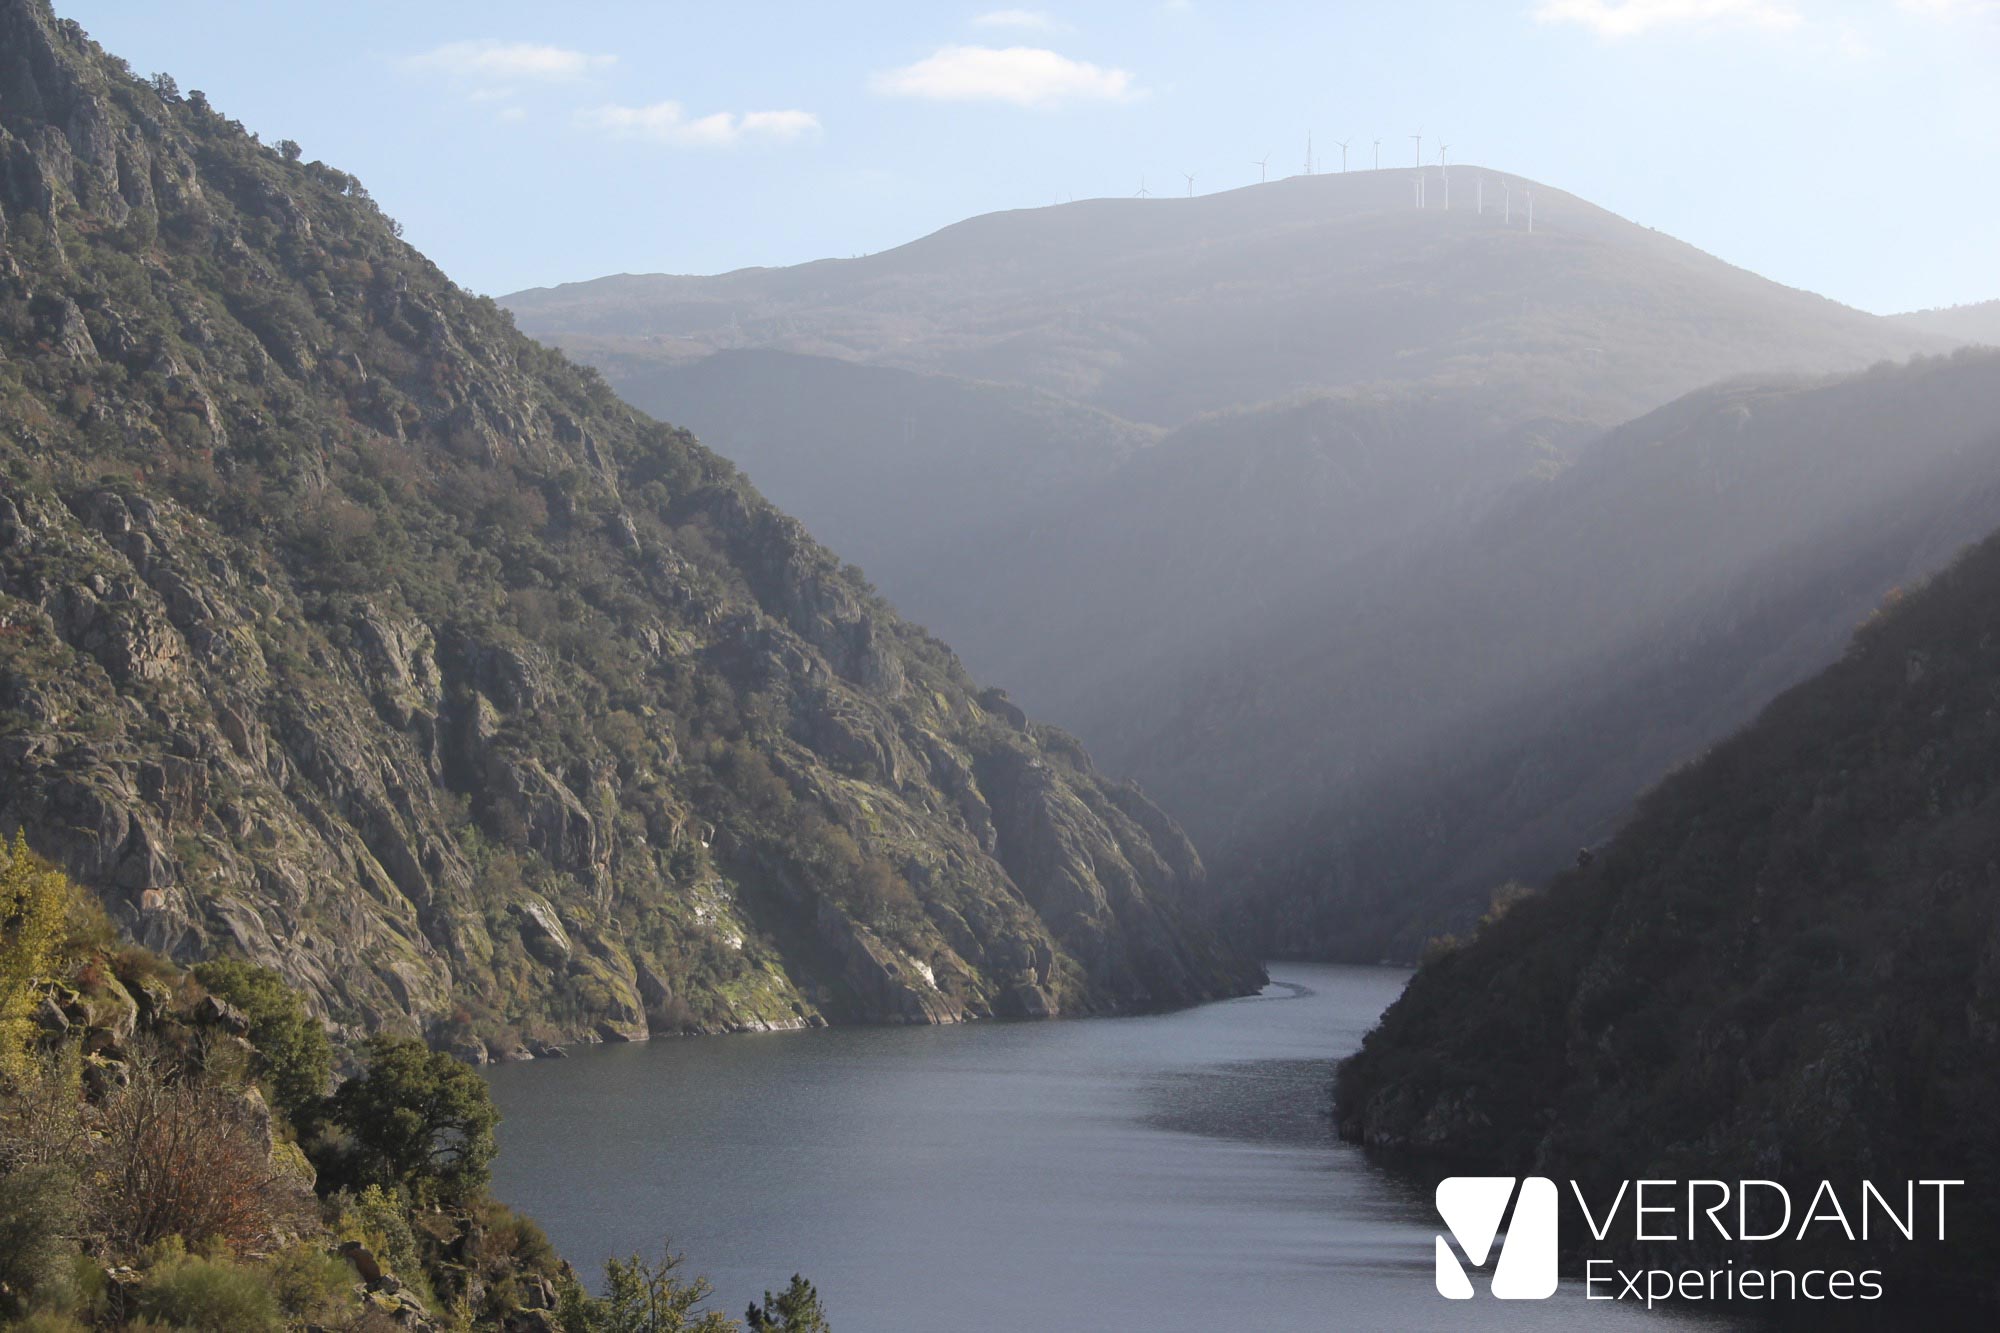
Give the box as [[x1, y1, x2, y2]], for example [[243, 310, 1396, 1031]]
[[485, 962, 1733, 1330]]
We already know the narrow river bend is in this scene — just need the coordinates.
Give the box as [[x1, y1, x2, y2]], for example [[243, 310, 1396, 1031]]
[[486, 962, 1731, 1330]]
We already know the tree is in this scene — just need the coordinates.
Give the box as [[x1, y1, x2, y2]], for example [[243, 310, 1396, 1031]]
[[563, 1247, 734, 1333], [276, 138, 301, 162], [192, 959, 332, 1126], [0, 833, 69, 1077], [322, 1036, 498, 1202], [746, 1275, 830, 1332]]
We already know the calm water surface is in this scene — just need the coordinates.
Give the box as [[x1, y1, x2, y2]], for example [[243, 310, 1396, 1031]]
[[485, 963, 1735, 1330]]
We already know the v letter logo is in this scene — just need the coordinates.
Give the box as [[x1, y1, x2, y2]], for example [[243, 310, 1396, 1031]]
[[1435, 1176, 1560, 1300]]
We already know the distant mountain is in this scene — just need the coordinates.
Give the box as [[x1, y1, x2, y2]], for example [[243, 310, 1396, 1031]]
[[507, 172, 1936, 429], [1136, 351, 2000, 958], [0, 0, 1257, 1055], [1896, 298, 2000, 346], [1333, 514, 2000, 1303], [541, 344, 1157, 628], [907, 385, 1592, 736]]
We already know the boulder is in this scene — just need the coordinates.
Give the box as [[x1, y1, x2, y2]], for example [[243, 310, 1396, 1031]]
[[339, 1241, 383, 1284], [514, 898, 571, 965], [192, 992, 250, 1034]]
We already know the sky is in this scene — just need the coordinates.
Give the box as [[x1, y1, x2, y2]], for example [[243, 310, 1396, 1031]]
[[58, 0, 2000, 314]]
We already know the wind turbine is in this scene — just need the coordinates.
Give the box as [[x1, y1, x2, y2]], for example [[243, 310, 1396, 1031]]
[[1305, 131, 1314, 175], [1438, 142, 1450, 209], [1252, 153, 1271, 184], [1135, 176, 1151, 198], [1334, 137, 1351, 172], [1410, 131, 1423, 167], [1373, 138, 1382, 170], [1183, 171, 1197, 198]]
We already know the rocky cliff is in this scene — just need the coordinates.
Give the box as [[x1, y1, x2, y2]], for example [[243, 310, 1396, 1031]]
[[0, 0, 1259, 1054]]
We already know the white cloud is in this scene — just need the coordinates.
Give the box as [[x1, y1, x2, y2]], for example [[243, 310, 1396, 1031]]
[[871, 45, 1138, 107], [1531, 0, 1804, 37], [1898, 0, 2000, 15], [582, 102, 822, 148], [405, 39, 614, 85], [972, 8, 1065, 29]]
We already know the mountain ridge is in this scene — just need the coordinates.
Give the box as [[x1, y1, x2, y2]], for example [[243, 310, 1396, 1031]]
[[506, 168, 1940, 429]]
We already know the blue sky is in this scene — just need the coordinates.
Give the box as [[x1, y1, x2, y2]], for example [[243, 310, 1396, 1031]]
[[60, 1, 2000, 313]]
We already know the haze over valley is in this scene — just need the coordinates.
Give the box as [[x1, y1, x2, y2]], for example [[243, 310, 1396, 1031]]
[[508, 172, 1990, 958]]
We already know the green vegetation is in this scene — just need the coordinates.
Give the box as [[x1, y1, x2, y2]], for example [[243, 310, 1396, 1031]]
[[189, 961, 332, 1126], [0, 853, 827, 1331], [1336, 522, 2000, 1302], [745, 1276, 831, 1332], [0, 836, 68, 1078], [319, 1036, 500, 1203], [560, 1250, 733, 1333]]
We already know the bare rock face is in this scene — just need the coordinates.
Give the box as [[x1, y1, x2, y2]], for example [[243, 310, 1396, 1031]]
[[0, 0, 1261, 1050]]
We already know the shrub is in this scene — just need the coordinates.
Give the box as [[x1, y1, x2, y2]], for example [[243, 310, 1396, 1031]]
[[0, 833, 71, 1077], [264, 1241, 354, 1323], [0, 1164, 83, 1316], [330, 1183, 420, 1283], [191, 959, 333, 1125], [91, 1046, 309, 1254], [5, 1314, 91, 1333], [0, 1043, 89, 1172], [132, 1252, 282, 1333]]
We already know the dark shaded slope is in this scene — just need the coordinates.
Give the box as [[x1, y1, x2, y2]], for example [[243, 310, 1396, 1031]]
[[1333, 519, 2000, 1302], [538, 344, 1158, 629], [0, 0, 1258, 1053], [1126, 352, 2000, 956], [921, 386, 1590, 732]]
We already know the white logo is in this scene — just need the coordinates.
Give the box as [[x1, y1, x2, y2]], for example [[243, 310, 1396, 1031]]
[[1435, 1176, 1560, 1300]]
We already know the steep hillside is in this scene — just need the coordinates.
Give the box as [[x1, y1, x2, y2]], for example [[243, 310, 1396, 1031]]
[[1333, 519, 2000, 1300], [547, 344, 1157, 627], [506, 172, 1936, 430], [1132, 352, 2000, 956], [1895, 298, 2000, 345], [915, 385, 1589, 731], [0, 0, 1258, 1055]]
